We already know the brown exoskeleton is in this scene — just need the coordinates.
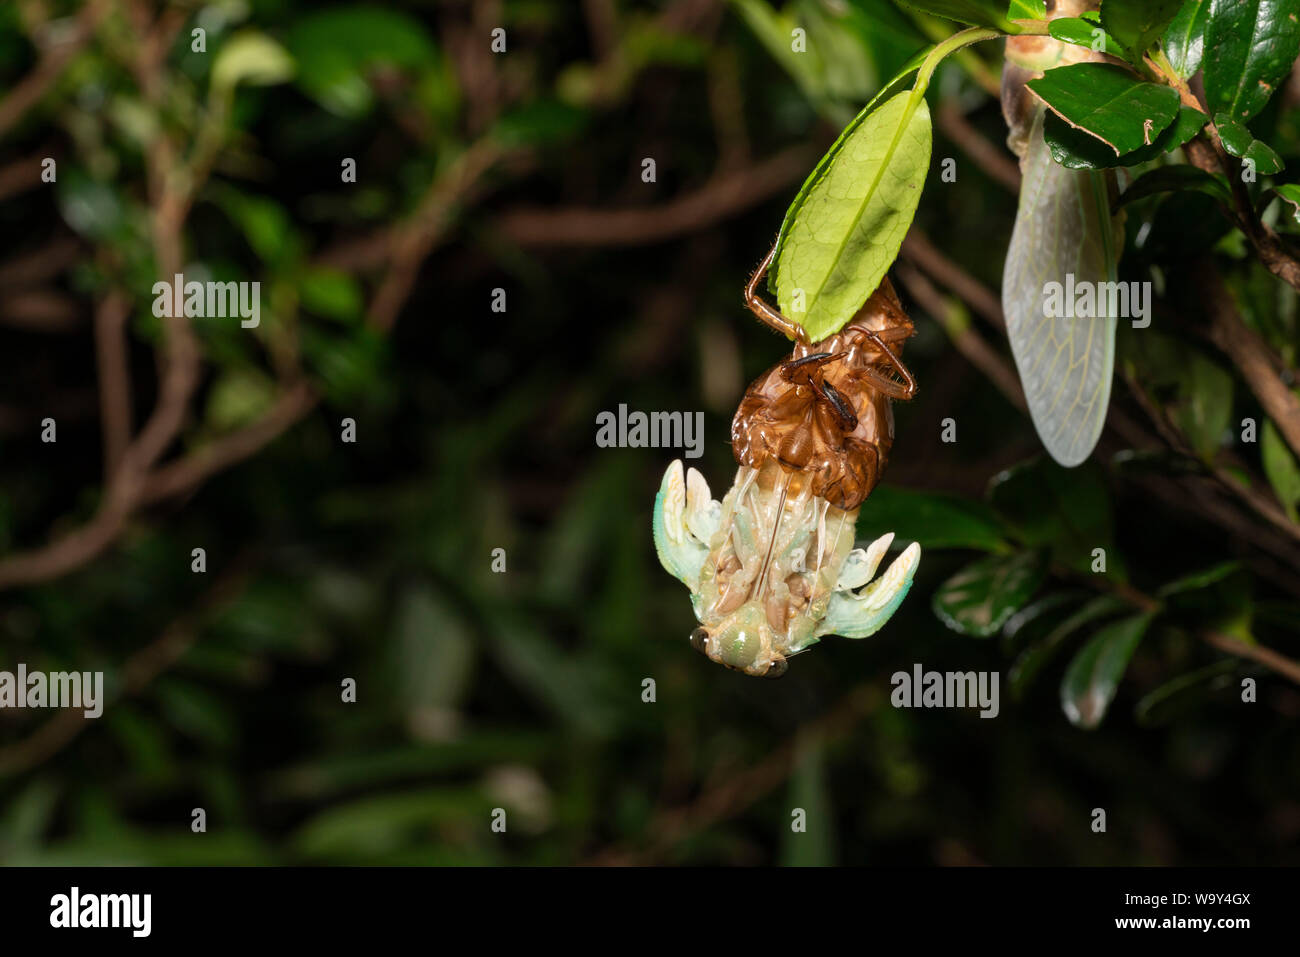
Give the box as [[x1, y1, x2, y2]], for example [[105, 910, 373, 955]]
[[653, 244, 922, 678]]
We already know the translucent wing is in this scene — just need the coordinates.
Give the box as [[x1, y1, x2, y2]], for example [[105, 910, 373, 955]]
[[1002, 107, 1119, 467]]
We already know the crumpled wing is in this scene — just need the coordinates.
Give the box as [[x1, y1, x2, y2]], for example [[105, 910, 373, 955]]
[[1002, 107, 1118, 467]]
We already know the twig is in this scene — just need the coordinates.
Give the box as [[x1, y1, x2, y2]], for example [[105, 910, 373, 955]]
[[902, 228, 1006, 331], [1195, 260, 1300, 459], [0, 0, 110, 137], [93, 291, 133, 477], [494, 145, 816, 247], [935, 100, 1020, 192], [895, 261, 1025, 409]]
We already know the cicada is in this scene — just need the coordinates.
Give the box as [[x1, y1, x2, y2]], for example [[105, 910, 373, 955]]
[[653, 246, 922, 678]]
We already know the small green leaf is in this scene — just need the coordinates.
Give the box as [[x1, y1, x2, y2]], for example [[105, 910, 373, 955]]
[[1262, 417, 1300, 520], [1048, 17, 1124, 56], [1157, 560, 1252, 637], [1114, 164, 1231, 210], [1027, 63, 1181, 156], [892, 0, 1013, 29], [772, 89, 932, 341], [1100, 0, 1184, 60], [287, 6, 438, 117], [856, 485, 1007, 551], [1044, 105, 1206, 170], [1060, 612, 1154, 728], [211, 31, 295, 92], [1272, 183, 1300, 221], [1135, 660, 1238, 726], [932, 550, 1049, 637], [1009, 594, 1129, 698], [299, 268, 363, 324], [1202, 0, 1300, 122], [1215, 113, 1285, 174], [1162, 0, 1209, 79], [1008, 0, 1047, 18]]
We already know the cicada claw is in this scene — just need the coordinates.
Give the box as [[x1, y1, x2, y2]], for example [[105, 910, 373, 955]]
[[653, 460, 721, 593], [817, 541, 921, 640]]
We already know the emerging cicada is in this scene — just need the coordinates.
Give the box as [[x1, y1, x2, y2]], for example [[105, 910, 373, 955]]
[[654, 247, 921, 677]]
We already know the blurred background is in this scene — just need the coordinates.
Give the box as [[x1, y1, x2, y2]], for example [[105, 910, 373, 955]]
[[0, 0, 1298, 866]]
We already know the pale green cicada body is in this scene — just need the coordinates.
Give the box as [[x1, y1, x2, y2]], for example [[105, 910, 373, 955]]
[[654, 459, 920, 677]]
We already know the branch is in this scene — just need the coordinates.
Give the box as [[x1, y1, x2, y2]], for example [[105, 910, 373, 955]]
[[1195, 259, 1300, 460], [0, 0, 110, 137], [493, 145, 816, 247]]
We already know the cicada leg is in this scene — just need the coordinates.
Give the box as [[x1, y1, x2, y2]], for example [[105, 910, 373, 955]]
[[745, 244, 811, 346], [847, 328, 918, 401]]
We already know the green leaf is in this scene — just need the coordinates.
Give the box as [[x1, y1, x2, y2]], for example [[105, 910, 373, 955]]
[[856, 485, 1007, 551], [1060, 612, 1154, 728], [1215, 113, 1285, 174], [287, 6, 438, 117], [1100, 0, 1184, 60], [771, 89, 932, 341], [1027, 63, 1181, 156], [1157, 560, 1252, 636], [892, 0, 1013, 29], [492, 99, 588, 147], [1049, 17, 1124, 57], [987, 456, 1121, 577], [1009, 594, 1129, 698], [1272, 183, 1300, 221], [1114, 164, 1232, 210], [1045, 105, 1206, 170], [931, 549, 1049, 637], [1262, 418, 1300, 520], [1120, 329, 1232, 459], [211, 31, 295, 92], [1008, 0, 1047, 18], [1202, 0, 1300, 122], [1162, 0, 1209, 79], [1135, 660, 1238, 726], [205, 368, 276, 432], [299, 267, 363, 324], [1003, 110, 1120, 468]]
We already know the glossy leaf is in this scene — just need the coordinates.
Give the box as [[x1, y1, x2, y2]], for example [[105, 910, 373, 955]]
[[1027, 63, 1180, 156], [1007, 0, 1047, 18], [1135, 660, 1238, 726], [1010, 594, 1128, 698], [1202, 0, 1300, 122], [1162, 0, 1209, 79], [892, 0, 1013, 29], [1273, 183, 1300, 221], [1215, 114, 1285, 174], [1003, 110, 1119, 467], [932, 549, 1049, 637], [1048, 17, 1124, 57], [856, 485, 1007, 551], [1045, 105, 1206, 170], [1060, 612, 1154, 728], [1100, 0, 1184, 60], [772, 90, 932, 341], [1114, 164, 1231, 210]]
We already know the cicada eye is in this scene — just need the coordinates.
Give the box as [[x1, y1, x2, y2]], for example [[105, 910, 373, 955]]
[[764, 657, 789, 679], [689, 628, 710, 655]]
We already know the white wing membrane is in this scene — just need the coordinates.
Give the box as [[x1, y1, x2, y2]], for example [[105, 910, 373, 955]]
[[1002, 108, 1118, 467]]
